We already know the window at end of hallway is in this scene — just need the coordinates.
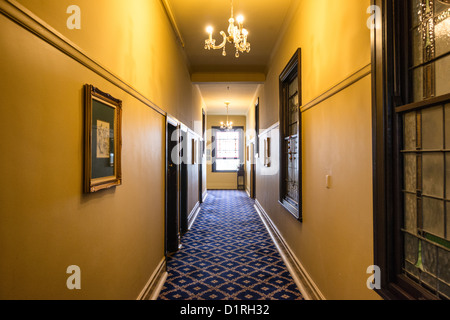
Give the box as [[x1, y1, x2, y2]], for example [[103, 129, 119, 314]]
[[212, 127, 244, 172]]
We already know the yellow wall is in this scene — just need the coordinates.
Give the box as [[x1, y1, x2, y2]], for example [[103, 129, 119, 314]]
[[251, 0, 380, 300], [0, 0, 200, 299], [263, 0, 372, 129], [16, 0, 200, 132], [207, 115, 246, 190]]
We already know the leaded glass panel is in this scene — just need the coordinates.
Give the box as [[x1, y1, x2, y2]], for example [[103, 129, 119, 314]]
[[412, 0, 422, 27], [286, 137, 298, 203], [413, 67, 424, 102], [422, 153, 444, 197], [404, 154, 417, 192], [279, 49, 301, 221], [422, 197, 445, 237], [404, 112, 417, 150], [405, 233, 419, 265], [421, 106, 443, 150], [446, 153, 450, 199], [380, 0, 450, 299], [288, 77, 298, 136], [435, 15, 450, 57], [422, 240, 438, 276], [436, 54, 450, 97], [410, 0, 450, 102], [405, 193, 418, 232], [446, 104, 450, 149], [412, 26, 424, 67], [436, 0, 450, 14], [439, 246, 450, 282], [402, 107, 450, 300], [447, 204, 450, 240], [285, 75, 299, 204]]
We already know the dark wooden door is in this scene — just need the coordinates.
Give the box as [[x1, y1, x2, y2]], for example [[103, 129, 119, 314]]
[[166, 120, 180, 254], [180, 130, 188, 235]]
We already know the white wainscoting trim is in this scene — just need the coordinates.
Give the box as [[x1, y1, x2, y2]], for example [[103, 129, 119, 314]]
[[137, 257, 168, 300]]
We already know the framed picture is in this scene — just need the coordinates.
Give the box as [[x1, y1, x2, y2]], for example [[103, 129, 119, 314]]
[[264, 137, 271, 167], [192, 138, 197, 165], [84, 84, 122, 193]]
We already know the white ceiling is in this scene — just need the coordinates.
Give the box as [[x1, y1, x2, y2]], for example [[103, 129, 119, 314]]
[[164, 0, 297, 115], [196, 83, 261, 115]]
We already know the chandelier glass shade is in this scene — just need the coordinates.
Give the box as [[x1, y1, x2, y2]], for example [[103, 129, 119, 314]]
[[204, 0, 251, 58], [220, 102, 233, 130]]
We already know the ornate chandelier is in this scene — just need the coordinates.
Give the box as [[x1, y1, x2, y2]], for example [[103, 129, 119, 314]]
[[220, 102, 233, 130], [204, 0, 251, 58]]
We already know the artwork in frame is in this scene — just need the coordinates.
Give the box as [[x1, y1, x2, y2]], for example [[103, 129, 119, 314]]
[[192, 138, 197, 165], [84, 84, 122, 193], [264, 137, 271, 167]]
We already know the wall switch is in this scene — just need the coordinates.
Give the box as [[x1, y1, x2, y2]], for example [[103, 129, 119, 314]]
[[326, 175, 331, 189]]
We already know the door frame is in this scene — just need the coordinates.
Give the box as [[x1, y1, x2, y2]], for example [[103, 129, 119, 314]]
[[180, 125, 189, 235], [199, 109, 206, 203], [165, 116, 181, 255]]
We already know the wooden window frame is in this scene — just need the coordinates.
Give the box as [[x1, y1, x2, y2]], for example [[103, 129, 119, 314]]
[[211, 126, 244, 173], [255, 98, 260, 156], [279, 48, 302, 221], [372, 0, 448, 300]]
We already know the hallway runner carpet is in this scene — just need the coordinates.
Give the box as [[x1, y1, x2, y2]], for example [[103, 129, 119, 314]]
[[158, 190, 304, 300]]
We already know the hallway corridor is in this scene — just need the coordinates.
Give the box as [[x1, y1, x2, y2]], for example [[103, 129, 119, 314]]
[[158, 190, 304, 300]]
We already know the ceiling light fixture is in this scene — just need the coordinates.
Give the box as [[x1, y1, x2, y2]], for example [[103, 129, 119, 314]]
[[204, 0, 251, 58], [220, 101, 233, 130]]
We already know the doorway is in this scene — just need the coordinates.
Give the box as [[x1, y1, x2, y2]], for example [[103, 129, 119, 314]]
[[199, 109, 206, 203], [250, 142, 256, 199], [252, 99, 260, 199], [180, 128, 188, 235], [165, 117, 181, 255]]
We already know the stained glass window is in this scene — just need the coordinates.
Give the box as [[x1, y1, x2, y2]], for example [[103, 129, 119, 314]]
[[411, 0, 450, 102], [279, 49, 302, 221], [401, 0, 450, 299]]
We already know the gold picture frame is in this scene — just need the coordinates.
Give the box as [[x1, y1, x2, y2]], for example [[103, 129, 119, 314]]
[[264, 137, 271, 167], [192, 138, 198, 165], [84, 84, 122, 193]]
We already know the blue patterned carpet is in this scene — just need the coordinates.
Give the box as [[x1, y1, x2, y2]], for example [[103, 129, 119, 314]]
[[158, 190, 304, 300]]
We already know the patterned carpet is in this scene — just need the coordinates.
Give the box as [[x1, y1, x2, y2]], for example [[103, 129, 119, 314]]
[[158, 190, 304, 301]]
